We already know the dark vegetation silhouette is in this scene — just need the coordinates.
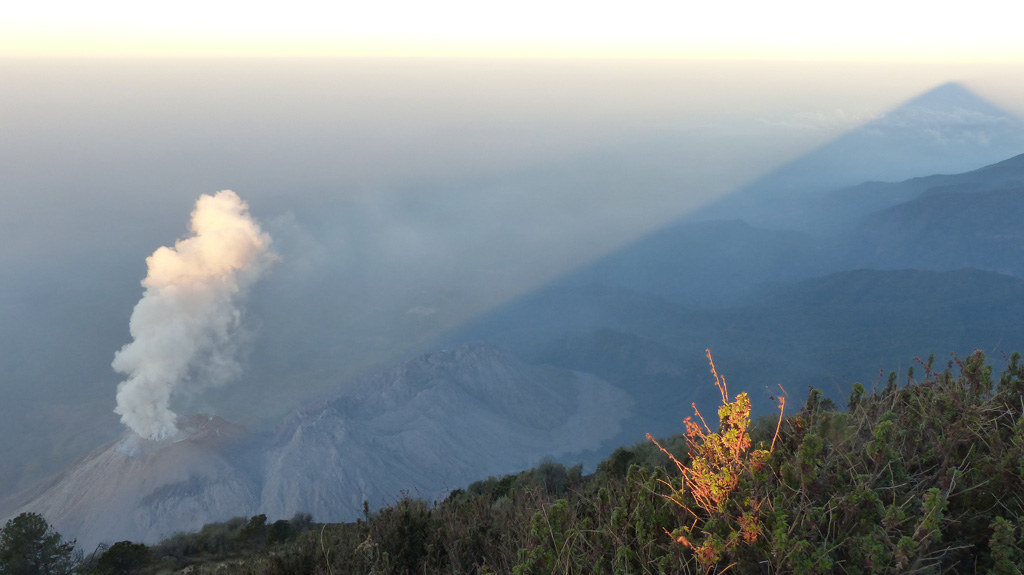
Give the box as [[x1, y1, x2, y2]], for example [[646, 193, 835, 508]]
[[9, 349, 1024, 574], [0, 512, 77, 575]]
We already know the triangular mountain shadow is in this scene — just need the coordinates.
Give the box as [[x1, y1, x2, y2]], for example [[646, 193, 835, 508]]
[[432, 84, 1024, 470], [439, 82, 1024, 339], [691, 82, 1024, 229], [529, 83, 1024, 307]]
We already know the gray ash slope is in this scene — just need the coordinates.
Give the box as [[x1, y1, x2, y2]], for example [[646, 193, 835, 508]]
[[2, 345, 630, 550], [0, 415, 259, 551], [260, 344, 631, 522]]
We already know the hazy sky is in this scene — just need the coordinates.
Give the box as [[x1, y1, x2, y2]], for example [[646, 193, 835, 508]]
[[3, 0, 1023, 61]]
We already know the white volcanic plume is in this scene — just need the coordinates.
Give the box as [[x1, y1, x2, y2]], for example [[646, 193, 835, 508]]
[[112, 190, 273, 440]]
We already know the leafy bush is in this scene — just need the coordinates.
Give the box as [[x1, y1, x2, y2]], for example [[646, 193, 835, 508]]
[[92, 541, 150, 575]]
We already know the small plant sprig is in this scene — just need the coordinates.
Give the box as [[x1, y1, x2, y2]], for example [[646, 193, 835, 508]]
[[648, 349, 784, 571]]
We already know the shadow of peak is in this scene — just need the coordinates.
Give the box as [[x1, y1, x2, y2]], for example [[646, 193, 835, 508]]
[[872, 81, 1017, 130], [690, 82, 1024, 226], [896, 81, 1004, 112]]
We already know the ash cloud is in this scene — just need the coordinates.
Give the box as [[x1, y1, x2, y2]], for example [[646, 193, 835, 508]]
[[112, 190, 274, 440]]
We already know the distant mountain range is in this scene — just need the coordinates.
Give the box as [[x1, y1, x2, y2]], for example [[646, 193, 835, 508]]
[[442, 87, 1024, 443], [542, 152, 1024, 310]]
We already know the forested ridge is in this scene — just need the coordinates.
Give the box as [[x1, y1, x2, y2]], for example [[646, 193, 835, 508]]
[[6, 350, 1024, 574]]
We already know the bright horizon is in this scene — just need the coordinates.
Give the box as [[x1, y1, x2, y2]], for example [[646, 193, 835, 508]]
[[4, 0, 1023, 61]]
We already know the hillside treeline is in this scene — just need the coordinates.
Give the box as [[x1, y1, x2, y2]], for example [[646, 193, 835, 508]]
[[8, 350, 1024, 574]]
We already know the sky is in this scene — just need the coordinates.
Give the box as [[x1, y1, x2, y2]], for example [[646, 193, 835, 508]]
[[3, 0, 1024, 61]]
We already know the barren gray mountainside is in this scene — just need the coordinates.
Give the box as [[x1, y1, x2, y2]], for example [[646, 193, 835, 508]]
[[0, 415, 257, 552], [260, 345, 631, 522], [1, 345, 630, 550]]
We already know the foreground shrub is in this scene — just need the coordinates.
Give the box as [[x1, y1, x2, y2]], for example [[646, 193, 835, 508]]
[[649, 350, 780, 572]]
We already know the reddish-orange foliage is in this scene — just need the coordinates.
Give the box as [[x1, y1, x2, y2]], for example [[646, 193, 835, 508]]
[[648, 351, 762, 515], [648, 349, 785, 568]]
